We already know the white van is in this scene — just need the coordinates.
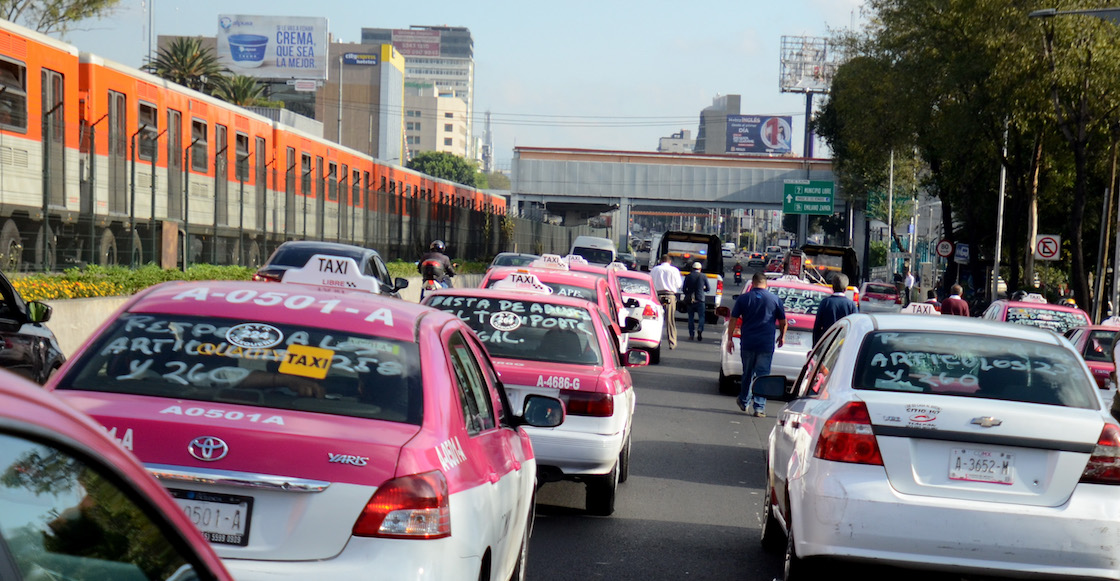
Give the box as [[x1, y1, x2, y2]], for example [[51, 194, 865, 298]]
[[570, 236, 617, 266]]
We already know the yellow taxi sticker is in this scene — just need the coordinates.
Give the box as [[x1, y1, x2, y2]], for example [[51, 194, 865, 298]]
[[278, 344, 334, 379]]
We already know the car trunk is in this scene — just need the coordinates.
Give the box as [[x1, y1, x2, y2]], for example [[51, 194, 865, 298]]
[[860, 391, 1102, 508]]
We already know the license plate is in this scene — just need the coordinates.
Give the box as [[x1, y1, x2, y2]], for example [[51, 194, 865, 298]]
[[949, 448, 1014, 485], [169, 488, 253, 546], [782, 331, 809, 346]]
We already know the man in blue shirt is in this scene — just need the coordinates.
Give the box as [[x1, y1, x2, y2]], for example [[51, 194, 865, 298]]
[[682, 261, 707, 341], [726, 272, 787, 417], [812, 273, 858, 345]]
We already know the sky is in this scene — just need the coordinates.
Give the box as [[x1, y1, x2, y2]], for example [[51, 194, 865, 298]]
[[62, 0, 866, 171]]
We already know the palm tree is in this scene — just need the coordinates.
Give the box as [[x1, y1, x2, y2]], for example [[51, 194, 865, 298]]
[[212, 75, 266, 107], [143, 37, 225, 94]]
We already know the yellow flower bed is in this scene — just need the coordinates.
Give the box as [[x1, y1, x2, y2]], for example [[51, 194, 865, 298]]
[[11, 278, 125, 302]]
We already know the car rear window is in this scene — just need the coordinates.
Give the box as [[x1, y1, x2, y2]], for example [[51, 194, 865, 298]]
[[864, 283, 897, 296], [485, 277, 596, 301], [572, 247, 613, 265], [1005, 306, 1090, 334], [618, 276, 653, 296], [269, 245, 364, 268], [54, 314, 423, 424], [427, 295, 602, 365], [1083, 329, 1117, 363], [769, 285, 830, 315], [853, 331, 1097, 408]]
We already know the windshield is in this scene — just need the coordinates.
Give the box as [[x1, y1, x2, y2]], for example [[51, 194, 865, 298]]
[[54, 314, 423, 424], [1082, 329, 1116, 363], [427, 295, 602, 365], [769, 285, 830, 315], [854, 331, 1097, 408], [1005, 306, 1089, 334]]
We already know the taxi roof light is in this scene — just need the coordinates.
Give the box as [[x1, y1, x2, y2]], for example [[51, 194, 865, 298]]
[[353, 470, 451, 539], [280, 254, 381, 293]]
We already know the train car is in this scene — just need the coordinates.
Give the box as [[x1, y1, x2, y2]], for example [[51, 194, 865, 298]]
[[0, 19, 81, 272]]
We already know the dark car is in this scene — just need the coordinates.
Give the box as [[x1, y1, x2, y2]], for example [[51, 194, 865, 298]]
[[616, 252, 639, 271], [253, 241, 408, 298], [488, 252, 540, 270], [0, 270, 63, 383]]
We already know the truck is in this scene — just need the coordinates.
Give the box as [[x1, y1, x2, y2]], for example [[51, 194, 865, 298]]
[[656, 231, 724, 323]]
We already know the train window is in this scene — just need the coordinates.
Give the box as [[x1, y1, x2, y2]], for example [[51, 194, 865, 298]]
[[256, 136, 266, 230], [166, 109, 182, 218], [0, 58, 27, 131], [137, 102, 157, 161], [327, 162, 337, 202], [215, 125, 228, 225], [285, 147, 296, 233], [352, 169, 361, 206], [108, 91, 127, 213], [235, 132, 249, 181], [190, 119, 207, 172], [300, 153, 311, 196]]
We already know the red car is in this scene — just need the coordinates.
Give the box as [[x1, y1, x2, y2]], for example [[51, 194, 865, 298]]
[[0, 369, 234, 580], [1065, 325, 1120, 390]]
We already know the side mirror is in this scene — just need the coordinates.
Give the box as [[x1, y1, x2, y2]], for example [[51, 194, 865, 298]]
[[393, 277, 410, 290], [625, 349, 650, 367], [715, 306, 731, 318], [622, 316, 642, 333], [750, 375, 787, 399], [27, 301, 51, 324], [520, 394, 564, 428]]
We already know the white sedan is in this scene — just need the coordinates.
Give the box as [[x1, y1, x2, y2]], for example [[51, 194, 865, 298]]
[[616, 270, 665, 364], [752, 314, 1120, 580]]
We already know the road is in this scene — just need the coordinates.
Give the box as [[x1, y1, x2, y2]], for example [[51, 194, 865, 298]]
[[526, 314, 786, 580]]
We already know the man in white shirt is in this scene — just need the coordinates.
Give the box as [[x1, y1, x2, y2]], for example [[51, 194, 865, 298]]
[[651, 254, 684, 349]]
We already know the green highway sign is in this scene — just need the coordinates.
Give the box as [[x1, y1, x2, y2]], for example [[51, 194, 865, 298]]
[[783, 180, 835, 215]]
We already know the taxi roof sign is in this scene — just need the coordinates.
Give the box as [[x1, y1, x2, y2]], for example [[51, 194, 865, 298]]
[[565, 254, 589, 266], [1020, 293, 1048, 304], [530, 254, 569, 270], [900, 302, 941, 315], [491, 271, 554, 295], [280, 254, 380, 293]]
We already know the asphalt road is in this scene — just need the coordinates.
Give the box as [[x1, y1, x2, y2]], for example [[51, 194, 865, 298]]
[[526, 315, 786, 580]]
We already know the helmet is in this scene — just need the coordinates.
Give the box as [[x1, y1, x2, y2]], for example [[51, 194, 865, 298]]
[[1061, 297, 1077, 307], [430, 240, 445, 252]]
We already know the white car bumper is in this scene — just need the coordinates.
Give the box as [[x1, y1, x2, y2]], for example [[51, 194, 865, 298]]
[[790, 461, 1120, 579], [721, 331, 810, 382]]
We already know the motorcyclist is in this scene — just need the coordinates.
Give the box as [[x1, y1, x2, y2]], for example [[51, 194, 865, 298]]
[[732, 261, 743, 285], [418, 240, 455, 289]]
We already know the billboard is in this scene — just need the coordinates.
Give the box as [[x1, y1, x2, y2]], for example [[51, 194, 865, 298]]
[[390, 29, 441, 57], [726, 115, 792, 154], [779, 35, 839, 94], [217, 15, 329, 80]]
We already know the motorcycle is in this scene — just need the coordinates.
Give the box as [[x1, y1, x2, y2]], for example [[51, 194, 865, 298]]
[[734, 270, 743, 285], [419, 278, 445, 301]]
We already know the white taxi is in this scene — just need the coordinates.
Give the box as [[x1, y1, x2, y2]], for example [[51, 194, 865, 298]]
[[48, 257, 563, 581], [614, 270, 665, 364]]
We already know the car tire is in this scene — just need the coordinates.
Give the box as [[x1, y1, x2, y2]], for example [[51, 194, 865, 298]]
[[718, 368, 739, 395], [784, 524, 822, 580], [585, 461, 618, 516], [761, 478, 785, 554], [618, 433, 632, 483], [650, 345, 661, 365]]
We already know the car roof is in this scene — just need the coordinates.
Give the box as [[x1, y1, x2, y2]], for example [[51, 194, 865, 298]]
[[853, 313, 1067, 345], [116, 280, 448, 344], [427, 287, 605, 311], [488, 266, 604, 286], [997, 300, 1089, 315]]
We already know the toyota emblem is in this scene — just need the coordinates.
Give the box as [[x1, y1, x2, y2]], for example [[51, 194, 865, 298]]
[[188, 436, 229, 461]]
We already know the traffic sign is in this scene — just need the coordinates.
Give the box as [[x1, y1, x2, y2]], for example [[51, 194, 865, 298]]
[[935, 239, 954, 258], [782, 181, 834, 215], [1034, 234, 1060, 261], [954, 243, 969, 265]]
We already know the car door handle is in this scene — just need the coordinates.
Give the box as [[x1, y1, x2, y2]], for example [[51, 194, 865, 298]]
[[488, 472, 501, 484]]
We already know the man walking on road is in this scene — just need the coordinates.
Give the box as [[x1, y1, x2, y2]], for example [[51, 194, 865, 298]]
[[812, 273, 857, 345], [682, 261, 707, 341], [941, 284, 970, 316], [651, 254, 684, 349], [726, 272, 787, 417]]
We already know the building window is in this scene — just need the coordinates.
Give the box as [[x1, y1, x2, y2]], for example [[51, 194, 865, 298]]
[[444, 112, 453, 119], [444, 124, 452, 132], [443, 138, 453, 146], [406, 122, 421, 131]]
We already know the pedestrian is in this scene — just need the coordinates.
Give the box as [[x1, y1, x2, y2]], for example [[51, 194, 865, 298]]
[[726, 272, 787, 417], [651, 254, 684, 349], [682, 261, 707, 341], [904, 269, 916, 306], [940, 284, 970, 316], [812, 273, 857, 345]]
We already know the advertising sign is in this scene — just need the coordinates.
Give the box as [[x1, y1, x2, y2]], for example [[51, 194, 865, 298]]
[[217, 15, 329, 80], [342, 52, 378, 66], [782, 181, 834, 215], [390, 29, 441, 57], [726, 115, 793, 154]]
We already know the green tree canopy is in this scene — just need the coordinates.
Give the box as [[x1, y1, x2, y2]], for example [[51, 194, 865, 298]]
[[142, 37, 226, 94], [406, 151, 482, 188], [212, 74, 267, 107], [485, 171, 511, 190], [0, 0, 119, 34]]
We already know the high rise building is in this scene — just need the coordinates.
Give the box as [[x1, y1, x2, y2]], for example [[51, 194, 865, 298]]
[[693, 94, 740, 155], [658, 129, 695, 154], [361, 26, 476, 161], [404, 83, 469, 159]]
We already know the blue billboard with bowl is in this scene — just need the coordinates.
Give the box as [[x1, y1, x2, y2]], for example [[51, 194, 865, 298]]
[[217, 15, 328, 80]]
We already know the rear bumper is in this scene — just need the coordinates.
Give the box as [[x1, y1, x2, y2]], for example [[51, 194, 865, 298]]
[[529, 425, 625, 476], [790, 461, 1120, 579]]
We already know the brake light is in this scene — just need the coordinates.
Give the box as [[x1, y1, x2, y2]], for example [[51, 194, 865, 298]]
[[1080, 424, 1120, 484], [252, 273, 280, 282], [352, 471, 451, 538], [716, 278, 723, 293], [642, 304, 659, 319], [567, 392, 614, 417], [895, 295, 902, 305], [814, 402, 883, 465], [861, 295, 870, 301]]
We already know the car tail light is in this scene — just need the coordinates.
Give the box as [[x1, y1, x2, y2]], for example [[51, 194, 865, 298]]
[[252, 272, 280, 282], [642, 304, 659, 319], [716, 278, 723, 294], [352, 471, 451, 538], [814, 402, 883, 465], [1080, 424, 1120, 484], [895, 295, 902, 305], [567, 392, 614, 417], [861, 295, 870, 301]]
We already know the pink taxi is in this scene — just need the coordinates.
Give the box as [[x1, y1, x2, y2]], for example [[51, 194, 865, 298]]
[[981, 294, 1091, 334], [424, 273, 648, 516], [47, 256, 563, 581], [615, 270, 665, 364]]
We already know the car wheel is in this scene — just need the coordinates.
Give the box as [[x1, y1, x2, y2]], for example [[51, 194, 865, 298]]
[[784, 524, 821, 580], [650, 345, 661, 365], [761, 478, 785, 554], [585, 461, 618, 516], [618, 433, 632, 483], [718, 368, 739, 395]]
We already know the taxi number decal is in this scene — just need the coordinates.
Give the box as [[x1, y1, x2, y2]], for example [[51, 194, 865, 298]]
[[226, 323, 283, 348], [436, 437, 467, 471], [489, 311, 522, 332], [159, 406, 285, 425], [536, 375, 581, 390], [278, 344, 334, 379], [103, 426, 134, 451], [170, 288, 394, 326]]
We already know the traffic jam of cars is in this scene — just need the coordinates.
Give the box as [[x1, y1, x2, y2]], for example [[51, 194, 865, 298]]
[[9, 240, 1120, 580]]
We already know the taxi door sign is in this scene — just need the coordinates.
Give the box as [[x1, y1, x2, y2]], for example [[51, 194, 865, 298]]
[[281, 254, 380, 293], [279, 344, 334, 379]]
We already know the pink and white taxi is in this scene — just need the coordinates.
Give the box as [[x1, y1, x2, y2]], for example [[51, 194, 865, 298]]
[[424, 271, 648, 516], [614, 269, 664, 364], [47, 256, 563, 581]]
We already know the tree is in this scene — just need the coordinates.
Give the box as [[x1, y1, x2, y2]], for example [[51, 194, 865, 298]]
[[0, 0, 120, 34], [142, 37, 226, 94], [485, 172, 511, 190], [212, 74, 267, 107], [406, 151, 482, 188]]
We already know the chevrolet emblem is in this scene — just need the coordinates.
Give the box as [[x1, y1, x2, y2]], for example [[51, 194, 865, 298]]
[[970, 416, 1003, 428]]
